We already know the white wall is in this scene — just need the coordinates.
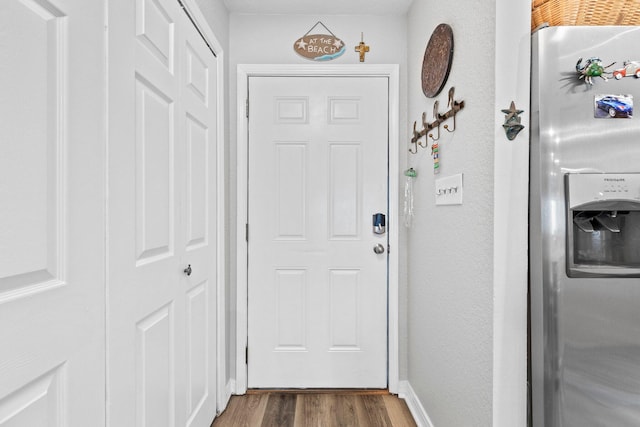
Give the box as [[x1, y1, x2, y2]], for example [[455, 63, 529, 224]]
[[406, 3, 495, 425], [194, 0, 229, 49], [406, 1, 529, 426], [493, 1, 530, 425], [228, 13, 410, 382]]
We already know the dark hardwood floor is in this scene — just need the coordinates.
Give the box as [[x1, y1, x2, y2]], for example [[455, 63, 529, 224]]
[[211, 390, 417, 427]]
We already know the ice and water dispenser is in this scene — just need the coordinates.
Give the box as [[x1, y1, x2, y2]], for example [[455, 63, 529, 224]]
[[566, 173, 640, 277]]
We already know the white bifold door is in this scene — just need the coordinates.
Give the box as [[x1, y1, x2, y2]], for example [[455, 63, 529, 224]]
[[247, 76, 389, 388], [108, 0, 218, 425], [0, 0, 106, 425]]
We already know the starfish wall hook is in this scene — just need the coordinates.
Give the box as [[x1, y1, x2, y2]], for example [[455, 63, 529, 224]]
[[501, 101, 525, 140]]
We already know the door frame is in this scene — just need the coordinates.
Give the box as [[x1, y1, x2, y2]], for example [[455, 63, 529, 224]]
[[235, 64, 400, 394]]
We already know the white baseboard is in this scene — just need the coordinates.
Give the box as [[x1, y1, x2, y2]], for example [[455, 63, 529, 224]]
[[398, 381, 435, 427], [217, 379, 235, 416]]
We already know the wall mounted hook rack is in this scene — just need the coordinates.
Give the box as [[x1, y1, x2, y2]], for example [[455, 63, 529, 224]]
[[409, 86, 465, 154]]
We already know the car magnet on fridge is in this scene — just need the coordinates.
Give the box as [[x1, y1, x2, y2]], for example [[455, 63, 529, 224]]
[[613, 61, 640, 79], [594, 94, 633, 118]]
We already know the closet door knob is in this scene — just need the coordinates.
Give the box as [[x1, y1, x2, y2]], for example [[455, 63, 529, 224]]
[[183, 264, 192, 276]]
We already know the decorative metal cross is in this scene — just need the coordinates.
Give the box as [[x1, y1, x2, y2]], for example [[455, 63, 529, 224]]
[[355, 33, 369, 62]]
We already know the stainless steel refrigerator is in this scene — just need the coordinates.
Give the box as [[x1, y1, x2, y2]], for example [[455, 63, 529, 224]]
[[531, 26, 640, 427]]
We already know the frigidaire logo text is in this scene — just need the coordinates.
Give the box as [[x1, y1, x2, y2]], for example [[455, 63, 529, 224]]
[[604, 178, 625, 182]]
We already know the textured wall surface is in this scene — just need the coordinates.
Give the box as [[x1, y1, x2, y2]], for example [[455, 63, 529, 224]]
[[406, 1, 496, 425]]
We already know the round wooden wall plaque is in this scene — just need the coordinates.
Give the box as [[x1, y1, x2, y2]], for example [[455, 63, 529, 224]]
[[421, 23, 454, 98]]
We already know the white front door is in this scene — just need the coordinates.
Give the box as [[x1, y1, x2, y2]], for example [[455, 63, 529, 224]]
[[108, 0, 218, 425], [0, 0, 105, 424], [247, 76, 389, 388]]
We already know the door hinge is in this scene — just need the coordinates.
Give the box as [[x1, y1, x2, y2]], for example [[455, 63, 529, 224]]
[[245, 346, 248, 365], [246, 98, 249, 119], [246, 224, 249, 242]]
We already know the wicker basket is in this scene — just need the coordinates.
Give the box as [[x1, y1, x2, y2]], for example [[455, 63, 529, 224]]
[[532, 0, 640, 31]]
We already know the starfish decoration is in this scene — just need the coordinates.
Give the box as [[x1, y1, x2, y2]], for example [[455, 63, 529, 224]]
[[332, 38, 343, 49], [501, 101, 524, 122], [501, 101, 525, 140], [296, 38, 308, 50]]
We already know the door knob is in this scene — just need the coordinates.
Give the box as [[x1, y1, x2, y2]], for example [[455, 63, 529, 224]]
[[183, 264, 192, 276], [373, 243, 385, 254]]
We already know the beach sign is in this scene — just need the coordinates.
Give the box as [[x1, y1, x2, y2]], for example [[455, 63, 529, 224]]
[[294, 21, 345, 61]]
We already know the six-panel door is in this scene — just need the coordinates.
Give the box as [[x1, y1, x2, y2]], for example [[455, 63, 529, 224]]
[[248, 76, 389, 388], [108, 0, 218, 425]]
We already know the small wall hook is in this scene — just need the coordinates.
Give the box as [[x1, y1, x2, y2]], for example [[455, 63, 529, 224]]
[[419, 112, 430, 147], [443, 115, 456, 132], [428, 101, 441, 141], [409, 121, 419, 153], [443, 89, 465, 133]]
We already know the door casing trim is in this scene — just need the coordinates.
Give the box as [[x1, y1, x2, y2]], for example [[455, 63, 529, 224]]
[[235, 64, 400, 394]]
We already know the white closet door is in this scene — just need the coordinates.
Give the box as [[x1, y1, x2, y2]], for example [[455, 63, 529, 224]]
[[0, 0, 106, 425], [108, 0, 218, 424]]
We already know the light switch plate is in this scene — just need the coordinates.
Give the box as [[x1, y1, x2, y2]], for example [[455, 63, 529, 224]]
[[435, 173, 463, 205]]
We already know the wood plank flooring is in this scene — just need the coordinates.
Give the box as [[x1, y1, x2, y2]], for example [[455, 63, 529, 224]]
[[211, 390, 417, 427]]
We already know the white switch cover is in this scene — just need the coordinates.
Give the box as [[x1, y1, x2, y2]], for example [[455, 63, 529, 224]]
[[435, 173, 463, 205]]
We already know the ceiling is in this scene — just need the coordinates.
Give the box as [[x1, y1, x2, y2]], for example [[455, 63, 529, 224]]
[[222, 0, 413, 16]]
